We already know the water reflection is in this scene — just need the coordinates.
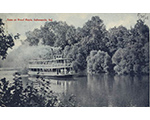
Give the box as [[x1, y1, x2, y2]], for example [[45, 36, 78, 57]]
[[1, 71, 149, 107], [86, 74, 149, 107], [26, 74, 148, 107], [48, 74, 148, 107]]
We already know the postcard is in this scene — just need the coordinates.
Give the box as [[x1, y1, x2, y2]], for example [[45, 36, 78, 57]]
[[0, 13, 149, 107]]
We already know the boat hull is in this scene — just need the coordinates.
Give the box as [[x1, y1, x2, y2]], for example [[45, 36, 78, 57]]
[[28, 71, 74, 78]]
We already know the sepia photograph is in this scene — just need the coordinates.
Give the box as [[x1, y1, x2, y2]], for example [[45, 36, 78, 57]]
[[0, 13, 149, 107]]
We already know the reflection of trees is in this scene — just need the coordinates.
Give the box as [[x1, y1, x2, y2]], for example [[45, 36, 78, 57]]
[[112, 75, 149, 107], [87, 74, 115, 106], [87, 74, 149, 107]]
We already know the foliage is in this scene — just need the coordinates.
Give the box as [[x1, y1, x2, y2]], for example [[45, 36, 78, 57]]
[[62, 17, 149, 75], [0, 19, 14, 59], [25, 31, 40, 46], [0, 74, 77, 107], [1, 15, 149, 75], [62, 16, 107, 72], [25, 21, 77, 48], [79, 16, 107, 54], [112, 19, 149, 75], [66, 26, 77, 45], [87, 50, 113, 74], [105, 26, 130, 56]]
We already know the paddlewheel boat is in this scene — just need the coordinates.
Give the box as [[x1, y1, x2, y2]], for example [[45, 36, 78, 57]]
[[28, 55, 75, 77]]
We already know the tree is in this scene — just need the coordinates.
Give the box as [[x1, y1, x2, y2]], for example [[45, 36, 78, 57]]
[[66, 26, 77, 45], [40, 26, 56, 46], [87, 50, 112, 74], [112, 19, 149, 75], [0, 19, 14, 59], [137, 13, 149, 23], [63, 45, 71, 58], [25, 31, 39, 46], [0, 74, 77, 107], [106, 26, 129, 56], [80, 16, 107, 54], [54, 21, 70, 49], [66, 16, 108, 72]]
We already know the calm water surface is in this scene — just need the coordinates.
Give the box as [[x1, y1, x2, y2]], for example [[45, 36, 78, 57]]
[[1, 71, 149, 107]]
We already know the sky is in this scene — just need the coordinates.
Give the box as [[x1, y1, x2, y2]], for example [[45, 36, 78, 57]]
[[0, 13, 150, 50]]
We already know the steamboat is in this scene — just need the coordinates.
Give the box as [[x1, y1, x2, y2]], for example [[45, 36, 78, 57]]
[[28, 55, 75, 77]]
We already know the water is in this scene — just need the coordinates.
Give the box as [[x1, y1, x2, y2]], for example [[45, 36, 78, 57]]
[[0, 71, 149, 107]]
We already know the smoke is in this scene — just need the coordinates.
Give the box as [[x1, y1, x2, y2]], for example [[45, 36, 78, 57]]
[[0, 42, 61, 70]]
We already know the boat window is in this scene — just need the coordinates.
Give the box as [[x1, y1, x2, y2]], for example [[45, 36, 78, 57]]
[[44, 69, 49, 72]]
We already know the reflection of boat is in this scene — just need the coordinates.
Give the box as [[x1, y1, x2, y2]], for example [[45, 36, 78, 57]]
[[28, 55, 75, 77]]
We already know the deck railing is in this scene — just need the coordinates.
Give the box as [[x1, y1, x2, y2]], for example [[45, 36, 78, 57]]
[[28, 63, 72, 68]]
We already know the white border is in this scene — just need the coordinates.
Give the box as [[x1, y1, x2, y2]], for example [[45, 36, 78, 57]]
[[0, 0, 150, 120], [1, 107, 150, 120], [1, 0, 150, 13]]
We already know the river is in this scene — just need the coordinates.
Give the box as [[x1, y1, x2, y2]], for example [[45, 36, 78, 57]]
[[0, 71, 149, 107]]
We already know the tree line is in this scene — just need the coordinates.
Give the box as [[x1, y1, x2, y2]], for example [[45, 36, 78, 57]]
[[24, 16, 149, 75], [0, 15, 149, 75]]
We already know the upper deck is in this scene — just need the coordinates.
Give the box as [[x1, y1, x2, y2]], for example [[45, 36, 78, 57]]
[[28, 55, 73, 69], [29, 58, 72, 63]]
